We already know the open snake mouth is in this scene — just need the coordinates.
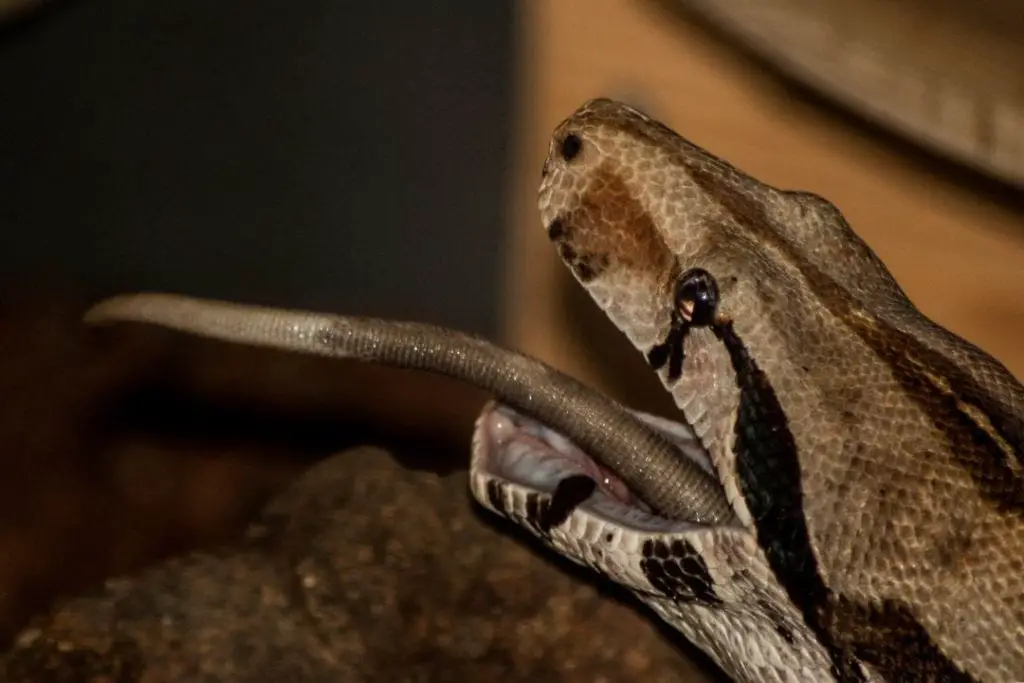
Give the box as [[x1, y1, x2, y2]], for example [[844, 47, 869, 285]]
[[470, 401, 720, 533]]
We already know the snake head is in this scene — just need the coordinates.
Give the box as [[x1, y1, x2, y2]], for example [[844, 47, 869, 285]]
[[479, 97, 1024, 681]]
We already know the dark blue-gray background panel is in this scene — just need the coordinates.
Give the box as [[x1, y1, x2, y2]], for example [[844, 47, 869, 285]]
[[0, 0, 514, 336]]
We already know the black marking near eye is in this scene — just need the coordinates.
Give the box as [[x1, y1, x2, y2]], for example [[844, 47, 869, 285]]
[[667, 329, 686, 384], [540, 475, 596, 533], [641, 539, 721, 606], [561, 133, 582, 161], [647, 322, 688, 384], [646, 340, 671, 372], [647, 269, 722, 385], [713, 319, 862, 680]]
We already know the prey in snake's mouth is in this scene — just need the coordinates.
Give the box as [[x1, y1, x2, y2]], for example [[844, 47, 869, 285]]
[[471, 401, 719, 534], [469, 271, 734, 535]]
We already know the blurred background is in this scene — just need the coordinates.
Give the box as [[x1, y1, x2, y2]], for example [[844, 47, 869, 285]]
[[0, 0, 1021, 677]]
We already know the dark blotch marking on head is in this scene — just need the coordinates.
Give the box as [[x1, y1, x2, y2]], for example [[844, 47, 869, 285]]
[[547, 218, 566, 240], [554, 243, 608, 283], [553, 164, 677, 288], [573, 258, 602, 283], [540, 475, 596, 533], [647, 324, 687, 384], [641, 539, 721, 606], [667, 328, 686, 384], [549, 218, 610, 284], [647, 339, 670, 371]]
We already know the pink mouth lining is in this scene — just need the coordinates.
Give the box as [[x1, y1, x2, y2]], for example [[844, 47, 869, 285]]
[[480, 405, 647, 509]]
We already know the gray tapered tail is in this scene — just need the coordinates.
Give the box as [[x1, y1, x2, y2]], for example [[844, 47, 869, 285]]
[[85, 293, 733, 524]]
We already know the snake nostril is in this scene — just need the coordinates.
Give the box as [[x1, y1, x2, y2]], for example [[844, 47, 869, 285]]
[[561, 133, 582, 161]]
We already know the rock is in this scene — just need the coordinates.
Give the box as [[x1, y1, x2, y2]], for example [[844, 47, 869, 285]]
[[1, 446, 720, 682]]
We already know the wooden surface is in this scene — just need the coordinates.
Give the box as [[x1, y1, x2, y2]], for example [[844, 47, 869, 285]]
[[504, 0, 1024, 409]]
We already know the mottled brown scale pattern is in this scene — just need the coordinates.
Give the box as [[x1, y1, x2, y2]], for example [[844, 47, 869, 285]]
[[680, 158, 1024, 520], [547, 165, 677, 292], [537, 98, 1024, 682]]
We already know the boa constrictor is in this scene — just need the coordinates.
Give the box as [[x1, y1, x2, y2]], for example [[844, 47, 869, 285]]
[[86, 99, 1023, 682]]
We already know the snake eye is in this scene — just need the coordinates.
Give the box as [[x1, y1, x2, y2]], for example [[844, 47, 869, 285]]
[[560, 133, 582, 161], [674, 268, 719, 327]]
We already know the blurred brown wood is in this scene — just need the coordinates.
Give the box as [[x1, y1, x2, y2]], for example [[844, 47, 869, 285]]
[[505, 0, 1024, 411], [667, 0, 1024, 187]]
